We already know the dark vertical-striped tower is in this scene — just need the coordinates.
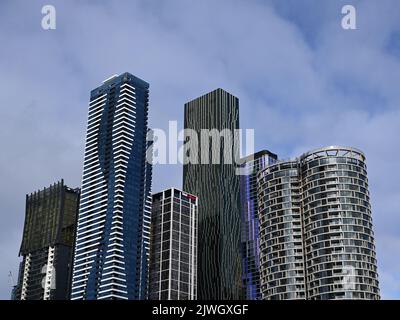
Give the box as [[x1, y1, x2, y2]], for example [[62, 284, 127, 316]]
[[183, 88, 243, 299]]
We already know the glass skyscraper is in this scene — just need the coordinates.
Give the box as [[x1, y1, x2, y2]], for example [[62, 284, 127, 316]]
[[71, 73, 152, 300], [240, 150, 277, 300], [183, 88, 243, 300], [257, 146, 380, 300], [14, 180, 80, 300], [149, 188, 198, 300]]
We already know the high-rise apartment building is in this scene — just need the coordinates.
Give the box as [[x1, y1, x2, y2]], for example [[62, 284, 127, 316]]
[[258, 160, 306, 300], [183, 88, 243, 299], [149, 188, 198, 300], [13, 180, 80, 300], [239, 150, 277, 300], [71, 73, 152, 300], [257, 146, 380, 300]]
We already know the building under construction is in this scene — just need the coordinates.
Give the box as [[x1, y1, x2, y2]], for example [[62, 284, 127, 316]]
[[12, 180, 80, 300]]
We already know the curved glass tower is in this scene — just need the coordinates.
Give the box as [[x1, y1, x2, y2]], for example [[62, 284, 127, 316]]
[[71, 73, 152, 300], [257, 146, 380, 300]]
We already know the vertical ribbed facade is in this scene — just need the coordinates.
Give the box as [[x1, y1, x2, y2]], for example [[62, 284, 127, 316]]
[[183, 88, 243, 300], [240, 150, 277, 300], [14, 180, 80, 300], [71, 73, 152, 300], [149, 188, 198, 300], [257, 146, 380, 300]]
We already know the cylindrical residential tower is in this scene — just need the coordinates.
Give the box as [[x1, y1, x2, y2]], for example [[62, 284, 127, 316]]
[[300, 146, 380, 300], [257, 146, 380, 300], [257, 161, 306, 300]]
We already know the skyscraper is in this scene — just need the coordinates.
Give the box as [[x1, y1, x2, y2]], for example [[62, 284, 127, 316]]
[[239, 150, 277, 300], [14, 180, 80, 300], [183, 88, 243, 299], [149, 188, 198, 300], [71, 73, 152, 300], [257, 146, 380, 300], [258, 160, 306, 300]]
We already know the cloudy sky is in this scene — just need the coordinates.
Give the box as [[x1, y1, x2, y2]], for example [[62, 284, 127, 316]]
[[0, 0, 399, 299]]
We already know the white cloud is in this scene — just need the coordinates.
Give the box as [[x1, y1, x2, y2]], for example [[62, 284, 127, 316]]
[[0, 0, 399, 299]]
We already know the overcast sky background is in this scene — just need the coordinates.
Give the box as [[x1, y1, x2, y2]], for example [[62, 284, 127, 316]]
[[0, 0, 399, 299]]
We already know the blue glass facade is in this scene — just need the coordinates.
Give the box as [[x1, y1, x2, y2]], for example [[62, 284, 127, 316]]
[[71, 73, 152, 300], [240, 150, 277, 300]]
